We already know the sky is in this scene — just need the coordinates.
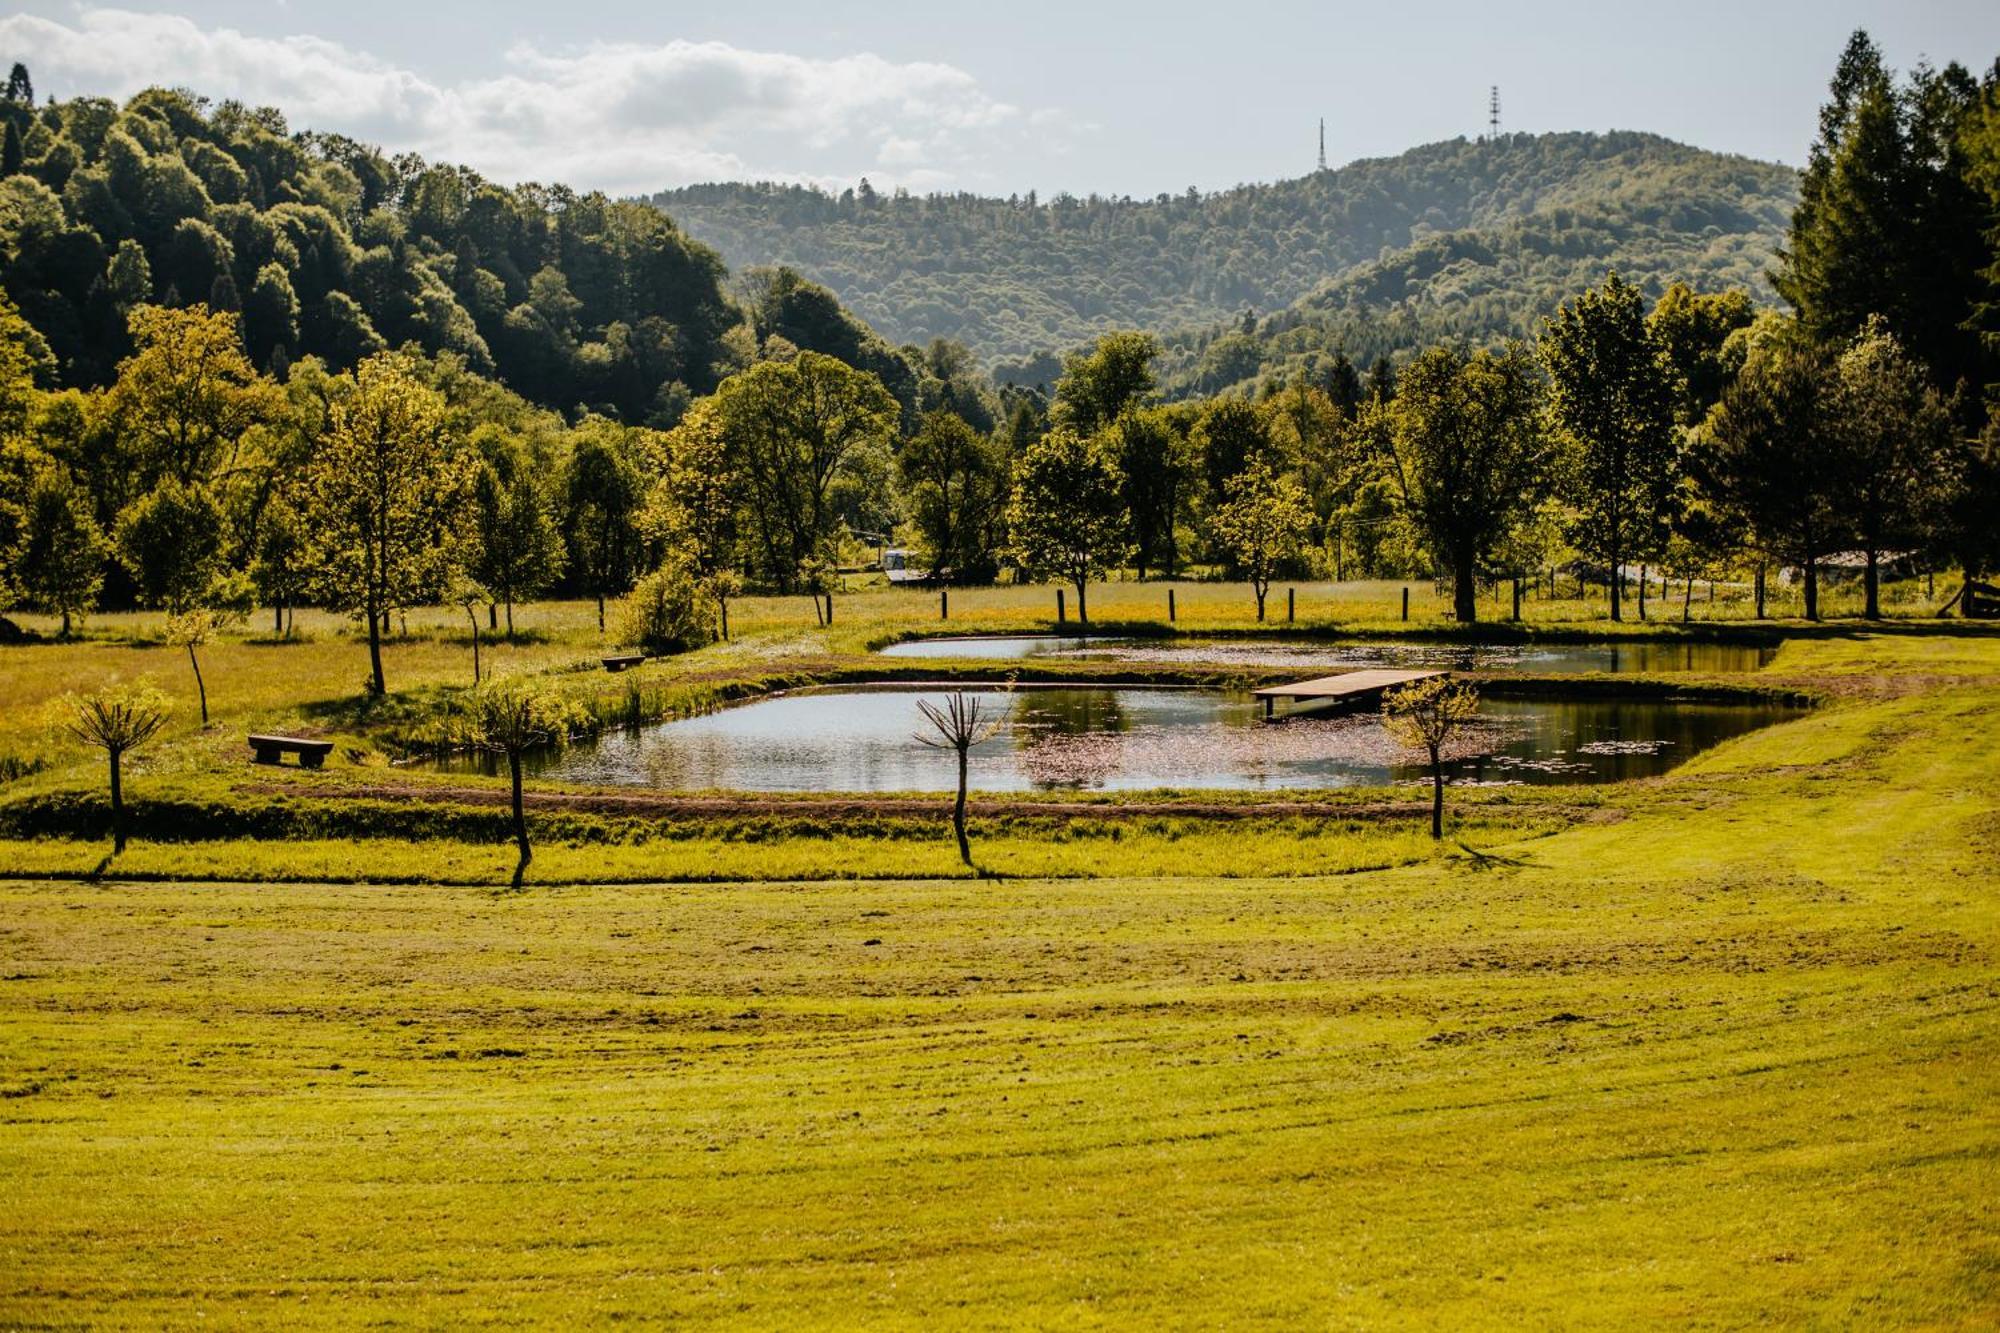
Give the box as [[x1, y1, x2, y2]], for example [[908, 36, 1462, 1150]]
[[1, 1, 1997, 198]]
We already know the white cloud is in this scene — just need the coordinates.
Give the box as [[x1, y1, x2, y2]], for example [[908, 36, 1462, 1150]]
[[0, 8, 1066, 193]]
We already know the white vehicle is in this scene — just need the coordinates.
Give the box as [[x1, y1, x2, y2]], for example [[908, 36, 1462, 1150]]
[[881, 548, 928, 585]]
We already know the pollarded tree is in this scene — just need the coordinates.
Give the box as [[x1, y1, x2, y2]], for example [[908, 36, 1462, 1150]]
[[1006, 426, 1130, 626], [107, 304, 280, 488], [62, 683, 171, 855], [1208, 458, 1314, 621], [914, 690, 1008, 867], [1382, 674, 1481, 839], [898, 409, 1009, 583], [460, 679, 586, 871], [1377, 344, 1551, 623], [19, 465, 107, 636], [713, 351, 899, 592], [1542, 273, 1682, 620], [1826, 319, 1955, 618], [301, 352, 479, 695]]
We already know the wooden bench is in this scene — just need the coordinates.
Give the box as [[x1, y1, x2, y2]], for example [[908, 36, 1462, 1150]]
[[1966, 581, 2000, 619], [248, 734, 334, 769], [601, 654, 645, 672]]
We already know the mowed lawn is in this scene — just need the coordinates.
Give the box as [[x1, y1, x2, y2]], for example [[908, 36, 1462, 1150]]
[[1, 632, 1997, 1325]]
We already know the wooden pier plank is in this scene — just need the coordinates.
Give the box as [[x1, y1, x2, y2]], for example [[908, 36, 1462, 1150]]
[[1251, 668, 1447, 701]]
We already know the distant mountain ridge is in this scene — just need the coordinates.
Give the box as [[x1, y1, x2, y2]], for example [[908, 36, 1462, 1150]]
[[650, 131, 1799, 383]]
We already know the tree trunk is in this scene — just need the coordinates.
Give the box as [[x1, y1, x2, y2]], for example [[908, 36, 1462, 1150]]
[[505, 599, 515, 639], [1754, 565, 1766, 619], [109, 748, 125, 854], [488, 603, 498, 631], [274, 602, 283, 634], [1637, 564, 1647, 620], [596, 594, 605, 633], [1803, 556, 1819, 621], [1075, 579, 1089, 627], [1683, 574, 1694, 623], [719, 597, 729, 642], [61, 609, 70, 638], [1864, 548, 1881, 619], [366, 601, 386, 695], [188, 644, 208, 725], [465, 608, 481, 685], [1452, 553, 1477, 623], [953, 746, 971, 867], [1254, 585, 1266, 622], [1608, 540, 1623, 622], [509, 750, 530, 866], [1429, 748, 1444, 839]]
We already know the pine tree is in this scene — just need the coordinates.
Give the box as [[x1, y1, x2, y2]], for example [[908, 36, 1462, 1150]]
[[0, 121, 22, 178]]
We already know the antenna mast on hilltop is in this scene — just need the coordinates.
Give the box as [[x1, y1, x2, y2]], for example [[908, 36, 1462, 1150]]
[[1488, 86, 1501, 141], [1317, 118, 1327, 172]]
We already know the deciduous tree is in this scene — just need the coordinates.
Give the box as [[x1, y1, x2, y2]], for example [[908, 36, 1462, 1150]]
[[1208, 459, 1314, 621], [1005, 427, 1129, 626]]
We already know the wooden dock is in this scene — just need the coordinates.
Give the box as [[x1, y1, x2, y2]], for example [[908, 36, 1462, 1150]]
[[1251, 668, 1447, 719]]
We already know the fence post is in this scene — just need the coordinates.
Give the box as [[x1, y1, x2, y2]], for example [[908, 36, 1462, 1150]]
[[1057, 588, 1066, 625], [1168, 588, 1176, 623], [940, 587, 948, 620], [1287, 587, 1295, 623], [1401, 587, 1409, 622], [824, 592, 833, 625]]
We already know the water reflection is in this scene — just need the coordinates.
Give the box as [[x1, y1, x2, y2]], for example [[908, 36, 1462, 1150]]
[[879, 636, 1775, 674], [436, 686, 1793, 793]]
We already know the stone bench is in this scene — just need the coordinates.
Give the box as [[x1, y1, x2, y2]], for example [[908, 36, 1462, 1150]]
[[248, 734, 335, 769]]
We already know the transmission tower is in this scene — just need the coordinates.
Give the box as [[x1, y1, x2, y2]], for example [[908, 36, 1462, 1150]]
[[1488, 86, 1501, 141], [1317, 118, 1327, 172]]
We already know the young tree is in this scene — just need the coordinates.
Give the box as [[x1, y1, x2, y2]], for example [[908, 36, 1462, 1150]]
[[914, 690, 1007, 867], [19, 466, 106, 636], [1699, 337, 1844, 620], [898, 410, 1008, 582], [301, 352, 478, 695], [1377, 344, 1550, 622], [1542, 273, 1682, 620], [449, 575, 490, 684], [1208, 459, 1314, 620], [107, 304, 279, 487], [1827, 320, 1955, 617], [713, 352, 898, 591], [166, 596, 246, 726], [471, 437, 565, 637], [1006, 427, 1130, 626], [250, 493, 305, 636], [115, 478, 226, 615], [62, 684, 171, 854], [651, 400, 742, 635], [1382, 675, 1480, 839], [563, 423, 647, 633], [618, 549, 720, 655], [460, 680, 585, 872]]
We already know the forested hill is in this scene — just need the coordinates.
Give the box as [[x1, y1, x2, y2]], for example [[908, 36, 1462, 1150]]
[[0, 85, 751, 423], [652, 131, 1799, 381]]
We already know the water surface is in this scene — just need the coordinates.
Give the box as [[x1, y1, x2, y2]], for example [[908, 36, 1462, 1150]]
[[445, 686, 1792, 793], [878, 636, 1775, 674]]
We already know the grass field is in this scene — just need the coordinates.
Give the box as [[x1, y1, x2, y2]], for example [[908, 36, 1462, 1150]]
[[1, 586, 1996, 1324]]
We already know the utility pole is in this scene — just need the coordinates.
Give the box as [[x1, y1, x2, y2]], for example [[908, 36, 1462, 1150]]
[[1317, 118, 1327, 172]]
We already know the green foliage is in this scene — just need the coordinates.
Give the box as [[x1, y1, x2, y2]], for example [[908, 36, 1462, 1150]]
[[1376, 344, 1551, 621], [656, 133, 1798, 381], [1382, 673, 1482, 836], [1053, 331, 1158, 433], [618, 551, 720, 656], [897, 410, 1008, 582], [17, 463, 105, 631], [1005, 427, 1129, 621], [1541, 273, 1682, 620], [1207, 459, 1315, 619], [115, 476, 224, 613]]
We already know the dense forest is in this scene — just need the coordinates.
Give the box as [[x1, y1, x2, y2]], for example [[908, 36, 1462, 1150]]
[[2, 31, 1997, 700], [653, 132, 1799, 384]]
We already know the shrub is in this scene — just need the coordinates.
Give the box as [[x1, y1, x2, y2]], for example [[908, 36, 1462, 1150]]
[[618, 555, 719, 655]]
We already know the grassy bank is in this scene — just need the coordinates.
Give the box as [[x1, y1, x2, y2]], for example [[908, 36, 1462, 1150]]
[[0, 630, 1995, 1324]]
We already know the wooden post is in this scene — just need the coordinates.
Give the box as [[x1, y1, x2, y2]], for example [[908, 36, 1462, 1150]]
[[1056, 588, 1066, 625], [1287, 587, 1295, 623], [940, 587, 948, 620], [1168, 588, 1176, 622], [1401, 587, 1409, 621]]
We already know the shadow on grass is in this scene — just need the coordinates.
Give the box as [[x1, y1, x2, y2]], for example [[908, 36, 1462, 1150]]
[[1450, 840, 1534, 871]]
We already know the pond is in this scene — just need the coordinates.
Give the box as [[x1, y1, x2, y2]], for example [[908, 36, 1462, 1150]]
[[877, 635, 1777, 674], [440, 686, 1796, 793]]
